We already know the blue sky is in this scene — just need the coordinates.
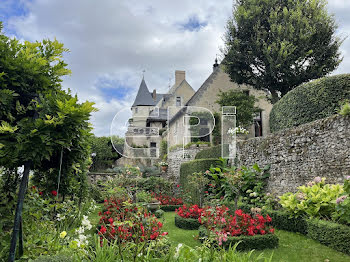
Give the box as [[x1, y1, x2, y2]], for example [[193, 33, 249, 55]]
[[1, 0, 350, 137]]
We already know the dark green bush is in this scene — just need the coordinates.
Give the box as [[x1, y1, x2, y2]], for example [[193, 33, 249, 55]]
[[180, 159, 220, 188], [199, 226, 278, 251], [174, 215, 201, 230], [160, 205, 182, 212], [195, 145, 222, 159], [270, 74, 350, 132], [307, 218, 350, 255], [154, 209, 165, 218], [33, 252, 73, 262], [264, 210, 308, 235]]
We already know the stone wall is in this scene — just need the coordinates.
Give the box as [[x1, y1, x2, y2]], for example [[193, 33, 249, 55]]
[[237, 115, 350, 195], [167, 146, 205, 183]]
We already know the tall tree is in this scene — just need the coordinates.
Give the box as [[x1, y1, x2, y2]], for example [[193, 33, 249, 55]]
[[0, 22, 96, 261], [223, 0, 343, 102]]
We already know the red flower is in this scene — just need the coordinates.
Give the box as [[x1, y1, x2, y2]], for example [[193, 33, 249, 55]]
[[39, 191, 43, 196], [100, 225, 107, 234], [205, 191, 208, 194], [234, 209, 243, 216], [177, 184, 180, 188], [162, 232, 168, 236], [51, 190, 57, 196], [269, 228, 275, 234], [108, 218, 114, 224]]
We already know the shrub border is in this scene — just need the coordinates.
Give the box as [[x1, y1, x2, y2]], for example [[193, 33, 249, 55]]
[[174, 215, 201, 230], [160, 205, 182, 212]]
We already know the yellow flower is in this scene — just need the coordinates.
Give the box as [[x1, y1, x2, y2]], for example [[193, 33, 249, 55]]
[[60, 231, 67, 239]]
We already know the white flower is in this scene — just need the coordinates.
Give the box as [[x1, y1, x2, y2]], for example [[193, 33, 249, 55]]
[[174, 243, 183, 258]]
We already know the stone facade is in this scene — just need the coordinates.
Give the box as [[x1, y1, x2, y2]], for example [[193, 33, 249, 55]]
[[237, 115, 350, 195]]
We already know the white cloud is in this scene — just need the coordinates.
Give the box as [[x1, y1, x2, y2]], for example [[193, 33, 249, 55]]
[[3, 0, 350, 136]]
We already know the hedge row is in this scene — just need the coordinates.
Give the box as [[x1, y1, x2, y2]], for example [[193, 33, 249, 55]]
[[198, 226, 279, 251], [180, 158, 220, 205], [160, 205, 182, 212], [307, 218, 350, 255], [195, 145, 221, 159], [174, 215, 201, 230], [270, 74, 350, 132]]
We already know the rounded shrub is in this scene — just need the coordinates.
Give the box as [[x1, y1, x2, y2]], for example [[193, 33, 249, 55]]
[[175, 215, 201, 230], [195, 145, 221, 159], [270, 74, 350, 132]]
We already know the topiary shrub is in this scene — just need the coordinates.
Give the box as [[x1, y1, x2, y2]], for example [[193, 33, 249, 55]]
[[264, 210, 308, 235], [195, 145, 222, 159], [198, 226, 278, 251], [175, 215, 201, 230], [307, 218, 350, 255], [160, 205, 182, 212], [270, 74, 350, 132]]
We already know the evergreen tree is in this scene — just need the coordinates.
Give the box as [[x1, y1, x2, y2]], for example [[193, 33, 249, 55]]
[[223, 0, 343, 102]]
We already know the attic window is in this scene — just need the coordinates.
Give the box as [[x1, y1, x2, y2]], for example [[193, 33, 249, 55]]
[[176, 97, 181, 107]]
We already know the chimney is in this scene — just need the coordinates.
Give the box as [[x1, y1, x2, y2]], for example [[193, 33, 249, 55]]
[[175, 70, 186, 87], [152, 89, 157, 101]]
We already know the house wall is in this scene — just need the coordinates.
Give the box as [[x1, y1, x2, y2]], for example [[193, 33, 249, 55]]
[[237, 115, 350, 195]]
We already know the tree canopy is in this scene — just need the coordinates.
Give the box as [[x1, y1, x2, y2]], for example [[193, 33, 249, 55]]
[[223, 0, 343, 102]]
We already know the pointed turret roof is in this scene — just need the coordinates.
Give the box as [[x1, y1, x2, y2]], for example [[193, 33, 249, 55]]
[[132, 78, 156, 107]]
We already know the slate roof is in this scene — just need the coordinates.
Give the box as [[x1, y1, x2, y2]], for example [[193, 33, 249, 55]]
[[132, 78, 166, 107], [147, 108, 168, 122]]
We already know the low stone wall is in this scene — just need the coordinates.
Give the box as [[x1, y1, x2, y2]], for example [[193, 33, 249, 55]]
[[88, 172, 117, 184], [237, 115, 350, 195], [167, 145, 209, 182]]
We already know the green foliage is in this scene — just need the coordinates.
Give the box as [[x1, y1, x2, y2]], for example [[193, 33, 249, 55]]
[[175, 215, 201, 230], [212, 112, 221, 146], [334, 177, 350, 225], [0, 26, 96, 197], [223, 0, 343, 101], [154, 209, 165, 219], [216, 90, 261, 127], [270, 74, 350, 132], [279, 178, 343, 219], [262, 209, 308, 235], [195, 145, 222, 160], [160, 205, 182, 212], [307, 218, 350, 255], [89, 136, 123, 172], [185, 172, 210, 207], [180, 159, 221, 205], [199, 226, 279, 251], [160, 140, 168, 160], [338, 101, 350, 116]]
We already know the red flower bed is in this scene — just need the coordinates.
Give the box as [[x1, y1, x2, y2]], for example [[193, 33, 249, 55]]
[[151, 192, 183, 205], [176, 204, 204, 219], [200, 207, 274, 237], [98, 198, 167, 243]]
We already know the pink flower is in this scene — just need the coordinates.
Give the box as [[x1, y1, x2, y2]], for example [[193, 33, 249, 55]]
[[314, 177, 322, 183], [346, 176, 350, 180], [177, 184, 180, 188], [336, 195, 348, 204]]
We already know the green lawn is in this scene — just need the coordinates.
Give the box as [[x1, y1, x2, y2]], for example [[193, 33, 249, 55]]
[[161, 212, 350, 262]]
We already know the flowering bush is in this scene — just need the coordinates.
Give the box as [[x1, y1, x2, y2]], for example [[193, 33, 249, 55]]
[[98, 198, 167, 243], [200, 207, 274, 245], [152, 192, 183, 206], [176, 204, 204, 219], [279, 177, 344, 219]]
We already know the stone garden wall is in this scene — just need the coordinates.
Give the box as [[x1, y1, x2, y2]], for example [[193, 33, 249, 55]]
[[237, 115, 350, 195], [167, 146, 205, 182]]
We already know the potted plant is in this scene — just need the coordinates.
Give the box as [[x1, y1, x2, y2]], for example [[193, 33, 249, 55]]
[[159, 161, 168, 172], [145, 197, 161, 212]]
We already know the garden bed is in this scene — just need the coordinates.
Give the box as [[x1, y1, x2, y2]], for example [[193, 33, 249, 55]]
[[174, 215, 201, 230], [199, 226, 279, 251]]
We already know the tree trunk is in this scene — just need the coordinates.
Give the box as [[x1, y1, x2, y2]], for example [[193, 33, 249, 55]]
[[8, 161, 31, 262]]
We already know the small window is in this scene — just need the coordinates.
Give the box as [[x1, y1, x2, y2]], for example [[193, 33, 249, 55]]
[[243, 90, 250, 96], [176, 97, 181, 107]]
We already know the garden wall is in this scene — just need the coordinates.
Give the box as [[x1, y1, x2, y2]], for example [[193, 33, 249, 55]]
[[167, 146, 206, 182], [237, 115, 350, 195]]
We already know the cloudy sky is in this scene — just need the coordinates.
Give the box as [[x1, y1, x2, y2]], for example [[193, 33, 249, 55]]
[[1, 0, 350, 137]]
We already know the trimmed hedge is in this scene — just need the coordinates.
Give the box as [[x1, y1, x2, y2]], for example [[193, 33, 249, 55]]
[[195, 145, 221, 159], [307, 218, 350, 255], [270, 74, 350, 132], [180, 158, 220, 188], [263, 210, 308, 235], [180, 158, 221, 205], [175, 215, 201, 230], [160, 205, 182, 212], [199, 226, 279, 251]]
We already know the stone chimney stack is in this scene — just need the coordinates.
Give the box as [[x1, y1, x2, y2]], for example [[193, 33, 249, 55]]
[[175, 70, 186, 87], [152, 89, 157, 101]]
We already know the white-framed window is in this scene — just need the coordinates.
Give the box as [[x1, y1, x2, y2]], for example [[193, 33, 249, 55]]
[[176, 97, 181, 107]]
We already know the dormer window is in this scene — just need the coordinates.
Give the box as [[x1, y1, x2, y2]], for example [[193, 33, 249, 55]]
[[176, 97, 181, 107]]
